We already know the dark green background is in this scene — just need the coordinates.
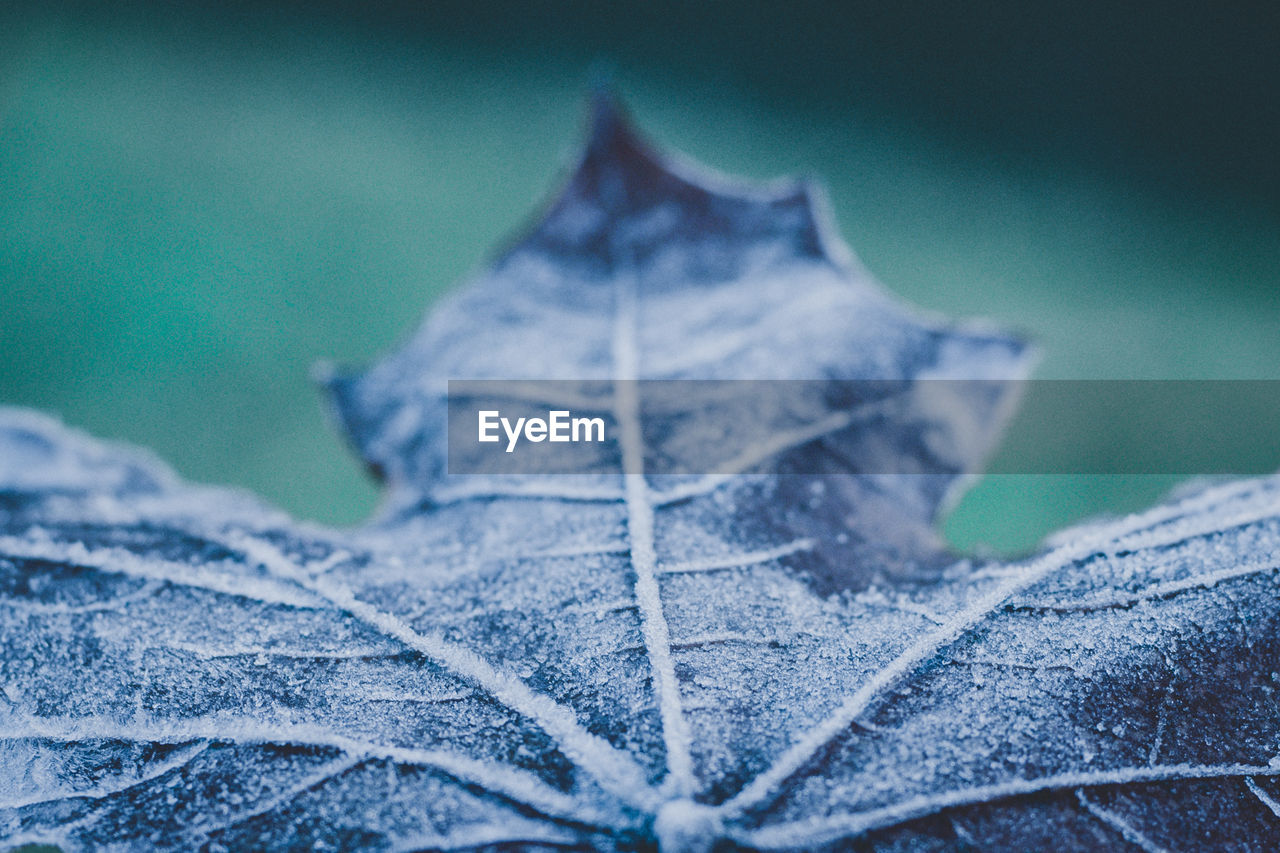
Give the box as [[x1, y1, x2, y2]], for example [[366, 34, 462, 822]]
[[2, 1, 1277, 554]]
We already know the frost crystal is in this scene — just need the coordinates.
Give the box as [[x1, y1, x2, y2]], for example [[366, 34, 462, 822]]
[[3, 95, 1279, 851]]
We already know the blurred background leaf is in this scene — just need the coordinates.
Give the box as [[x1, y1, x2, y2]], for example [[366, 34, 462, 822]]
[[2, 0, 1277, 554]]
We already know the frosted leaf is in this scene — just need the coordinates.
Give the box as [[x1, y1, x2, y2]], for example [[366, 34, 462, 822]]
[[3, 95, 1279, 851]]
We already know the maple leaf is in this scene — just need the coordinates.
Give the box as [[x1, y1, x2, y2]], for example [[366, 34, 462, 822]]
[[2, 95, 1278, 852]]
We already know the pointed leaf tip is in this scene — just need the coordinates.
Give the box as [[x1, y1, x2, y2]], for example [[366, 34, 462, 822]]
[[586, 88, 637, 153], [324, 94, 1033, 520], [512, 92, 838, 277]]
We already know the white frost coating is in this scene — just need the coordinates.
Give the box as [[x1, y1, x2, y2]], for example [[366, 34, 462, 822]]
[[719, 477, 1280, 818], [669, 632, 775, 650], [739, 762, 1280, 848], [0, 535, 326, 610], [1076, 789, 1168, 853], [223, 532, 662, 813], [613, 270, 697, 799], [0, 408, 178, 495], [428, 480, 626, 505], [189, 755, 367, 838], [651, 473, 765, 507], [1246, 776, 1280, 818], [4, 715, 614, 829], [1017, 558, 1280, 612], [1148, 705, 1168, 766], [165, 641, 396, 661], [696, 409, 860, 476], [1043, 477, 1274, 552], [450, 380, 615, 413], [864, 594, 947, 625], [1109, 488, 1280, 551], [513, 541, 632, 559], [0, 741, 210, 809], [0, 580, 161, 614], [647, 407, 877, 507], [387, 824, 581, 853], [658, 539, 815, 576]]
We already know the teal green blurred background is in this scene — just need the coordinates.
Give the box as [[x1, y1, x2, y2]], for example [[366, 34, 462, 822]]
[[2, 2, 1277, 554]]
